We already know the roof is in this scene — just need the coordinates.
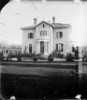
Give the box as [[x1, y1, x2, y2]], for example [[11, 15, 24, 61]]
[[52, 23, 71, 28], [21, 20, 71, 30], [35, 20, 53, 27], [21, 25, 35, 30]]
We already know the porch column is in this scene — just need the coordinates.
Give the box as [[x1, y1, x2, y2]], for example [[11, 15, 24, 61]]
[[44, 41, 47, 55], [47, 41, 49, 54], [37, 41, 40, 54]]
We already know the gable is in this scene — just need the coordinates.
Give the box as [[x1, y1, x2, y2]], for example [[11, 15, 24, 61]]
[[35, 21, 53, 28]]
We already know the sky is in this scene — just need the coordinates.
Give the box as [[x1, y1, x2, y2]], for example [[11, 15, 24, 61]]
[[0, 0, 87, 46]]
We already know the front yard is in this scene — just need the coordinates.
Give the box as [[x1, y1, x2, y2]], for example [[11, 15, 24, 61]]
[[1, 61, 87, 99], [0, 62, 78, 99]]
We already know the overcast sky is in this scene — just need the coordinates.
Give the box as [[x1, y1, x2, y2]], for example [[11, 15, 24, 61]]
[[0, 0, 87, 46]]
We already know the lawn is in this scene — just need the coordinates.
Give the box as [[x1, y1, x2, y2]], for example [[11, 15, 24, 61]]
[[0, 61, 79, 99], [0, 61, 78, 76], [1, 61, 87, 99]]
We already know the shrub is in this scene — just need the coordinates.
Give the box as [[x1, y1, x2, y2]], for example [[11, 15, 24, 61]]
[[33, 56, 37, 62], [0, 52, 3, 61], [51, 50, 64, 58], [66, 53, 74, 61], [82, 53, 87, 61], [48, 57, 53, 62], [48, 54, 54, 62], [16, 52, 22, 61]]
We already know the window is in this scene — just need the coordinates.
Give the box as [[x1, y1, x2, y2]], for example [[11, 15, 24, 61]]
[[29, 44, 32, 53], [56, 31, 63, 38], [43, 24, 45, 28], [56, 44, 58, 51], [40, 31, 43, 37], [60, 32, 63, 38], [44, 30, 47, 36], [56, 43, 63, 52], [40, 30, 47, 37], [6, 50, 8, 53], [28, 33, 33, 38]]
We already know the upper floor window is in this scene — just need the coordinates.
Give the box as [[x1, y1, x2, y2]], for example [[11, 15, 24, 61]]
[[60, 32, 63, 38], [43, 24, 45, 28], [56, 31, 63, 38], [40, 31, 43, 37], [44, 30, 47, 36], [40, 30, 47, 37], [28, 32, 33, 38]]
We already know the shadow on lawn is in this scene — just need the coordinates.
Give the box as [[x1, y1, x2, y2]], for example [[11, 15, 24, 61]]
[[1, 62, 86, 99], [1, 73, 79, 100]]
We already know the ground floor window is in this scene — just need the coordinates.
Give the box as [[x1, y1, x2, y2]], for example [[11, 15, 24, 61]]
[[6, 50, 8, 53], [29, 44, 32, 53], [56, 43, 63, 52]]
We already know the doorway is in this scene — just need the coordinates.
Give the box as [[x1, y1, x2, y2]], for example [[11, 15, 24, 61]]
[[40, 41, 44, 54]]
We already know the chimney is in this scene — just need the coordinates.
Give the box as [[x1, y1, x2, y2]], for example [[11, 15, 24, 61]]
[[33, 18, 37, 25], [52, 16, 55, 23]]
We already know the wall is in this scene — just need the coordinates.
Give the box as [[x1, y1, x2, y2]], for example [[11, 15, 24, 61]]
[[35, 22, 53, 54], [53, 27, 71, 55], [22, 29, 35, 53], [22, 23, 71, 55]]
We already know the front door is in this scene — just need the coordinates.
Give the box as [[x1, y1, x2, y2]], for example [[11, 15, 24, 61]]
[[40, 41, 44, 54]]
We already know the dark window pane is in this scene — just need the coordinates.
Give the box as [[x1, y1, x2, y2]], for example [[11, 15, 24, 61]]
[[60, 32, 63, 38], [56, 44, 58, 51], [29, 44, 32, 53], [43, 24, 45, 28], [61, 44, 63, 52], [28, 33, 33, 38]]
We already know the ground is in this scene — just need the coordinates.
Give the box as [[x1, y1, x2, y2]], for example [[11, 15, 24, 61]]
[[0, 60, 87, 99]]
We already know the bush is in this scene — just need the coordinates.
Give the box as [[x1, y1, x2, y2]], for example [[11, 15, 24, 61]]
[[33, 57, 37, 62], [0, 52, 3, 61], [66, 53, 74, 61], [16, 52, 22, 61], [50, 50, 64, 58], [48, 57, 53, 62], [82, 53, 87, 61], [48, 54, 54, 62], [57, 52, 64, 58]]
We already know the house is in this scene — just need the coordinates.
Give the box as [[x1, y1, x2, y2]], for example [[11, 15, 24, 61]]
[[21, 17, 71, 56], [0, 43, 22, 54]]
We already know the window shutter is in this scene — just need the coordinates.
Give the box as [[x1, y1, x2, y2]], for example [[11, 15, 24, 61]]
[[56, 44, 58, 51], [32, 33, 33, 38], [56, 32, 58, 38], [59, 32, 63, 38], [28, 33, 30, 38], [61, 44, 63, 52]]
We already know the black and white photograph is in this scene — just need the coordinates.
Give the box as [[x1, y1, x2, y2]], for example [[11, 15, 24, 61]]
[[0, 0, 87, 99]]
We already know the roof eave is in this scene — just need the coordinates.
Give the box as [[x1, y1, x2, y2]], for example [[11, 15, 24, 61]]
[[21, 27, 35, 30]]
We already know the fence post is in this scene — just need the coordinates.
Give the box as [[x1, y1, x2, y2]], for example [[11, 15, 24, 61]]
[[78, 61, 82, 74], [78, 61, 83, 94]]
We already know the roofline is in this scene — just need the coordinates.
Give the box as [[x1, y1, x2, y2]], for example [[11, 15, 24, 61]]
[[53, 26, 71, 29], [21, 27, 35, 30], [34, 20, 53, 28], [21, 21, 71, 30]]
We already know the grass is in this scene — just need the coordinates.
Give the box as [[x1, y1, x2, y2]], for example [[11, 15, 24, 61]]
[[0, 61, 78, 76], [0, 61, 83, 99]]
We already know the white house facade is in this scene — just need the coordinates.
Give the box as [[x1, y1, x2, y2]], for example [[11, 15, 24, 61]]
[[21, 17, 71, 56]]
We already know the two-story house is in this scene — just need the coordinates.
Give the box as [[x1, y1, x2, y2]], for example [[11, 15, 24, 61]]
[[21, 17, 71, 56]]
